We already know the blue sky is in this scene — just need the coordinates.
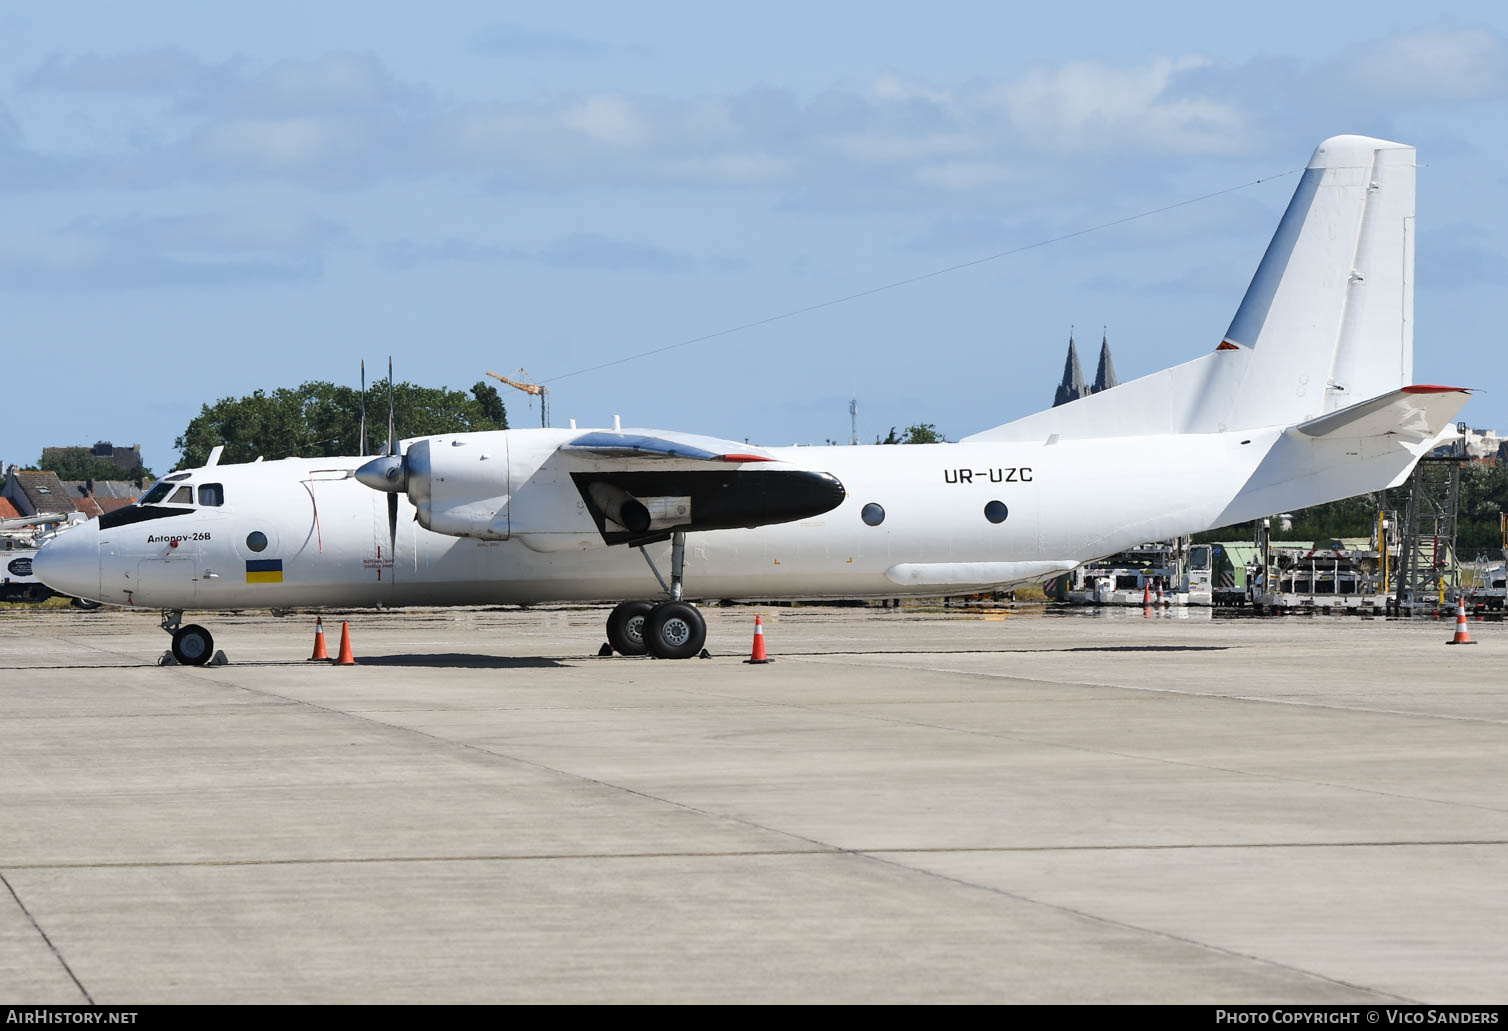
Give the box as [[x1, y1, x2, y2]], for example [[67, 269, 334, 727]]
[[4, 2, 1507, 471]]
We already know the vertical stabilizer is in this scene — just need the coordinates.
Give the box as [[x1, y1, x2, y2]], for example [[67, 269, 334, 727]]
[[966, 135, 1419, 443], [1218, 134, 1416, 429]]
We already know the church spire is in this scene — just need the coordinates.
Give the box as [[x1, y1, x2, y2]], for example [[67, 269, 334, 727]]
[[1093, 328, 1118, 393], [1053, 329, 1087, 407]]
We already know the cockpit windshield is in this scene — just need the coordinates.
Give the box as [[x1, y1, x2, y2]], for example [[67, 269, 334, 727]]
[[137, 480, 225, 508], [139, 482, 174, 505]]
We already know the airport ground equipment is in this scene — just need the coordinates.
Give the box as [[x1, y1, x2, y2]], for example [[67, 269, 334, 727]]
[[1394, 456, 1467, 612]]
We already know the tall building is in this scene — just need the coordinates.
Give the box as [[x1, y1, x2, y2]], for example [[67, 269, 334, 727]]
[[1053, 332, 1088, 407], [1054, 330, 1119, 407], [1093, 331, 1119, 393]]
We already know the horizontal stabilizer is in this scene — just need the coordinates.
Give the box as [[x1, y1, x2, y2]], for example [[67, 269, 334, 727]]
[[1293, 385, 1470, 443]]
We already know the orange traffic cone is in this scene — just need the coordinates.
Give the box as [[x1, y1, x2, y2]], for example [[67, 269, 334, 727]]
[[744, 615, 773, 664], [334, 621, 357, 664], [1447, 599, 1476, 645], [309, 616, 329, 661], [1142, 582, 1151, 605], [1157, 582, 1167, 605]]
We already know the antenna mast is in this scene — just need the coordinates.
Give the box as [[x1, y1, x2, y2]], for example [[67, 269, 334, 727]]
[[849, 398, 858, 446]]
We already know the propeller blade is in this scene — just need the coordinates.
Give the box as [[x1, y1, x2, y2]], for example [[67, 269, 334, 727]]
[[386, 356, 396, 458], [387, 491, 398, 568], [359, 360, 367, 458]]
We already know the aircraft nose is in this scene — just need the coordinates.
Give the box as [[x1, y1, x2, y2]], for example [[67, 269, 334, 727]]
[[34, 522, 100, 601]]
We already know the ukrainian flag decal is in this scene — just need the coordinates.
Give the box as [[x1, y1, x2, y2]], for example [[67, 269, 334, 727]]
[[245, 559, 284, 584]]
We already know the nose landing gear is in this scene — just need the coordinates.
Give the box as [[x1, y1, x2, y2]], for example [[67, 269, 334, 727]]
[[602, 530, 709, 659], [160, 609, 216, 666]]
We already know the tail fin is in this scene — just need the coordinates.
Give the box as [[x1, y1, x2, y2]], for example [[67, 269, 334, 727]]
[[965, 135, 1417, 443]]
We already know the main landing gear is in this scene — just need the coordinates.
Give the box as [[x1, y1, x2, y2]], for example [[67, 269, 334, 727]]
[[161, 609, 216, 666], [603, 531, 708, 660]]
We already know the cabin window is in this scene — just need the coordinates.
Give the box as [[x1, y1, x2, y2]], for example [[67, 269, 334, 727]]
[[861, 503, 885, 527], [140, 482, 173, 505], [246, 531, 268, 553], [168, 486, 193, 505], [199, 484, 224, 507], [983, 500, 1008, 524]]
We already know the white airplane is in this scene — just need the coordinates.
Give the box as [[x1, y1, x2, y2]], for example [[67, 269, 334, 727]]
[[36, 135, 1470, 663]]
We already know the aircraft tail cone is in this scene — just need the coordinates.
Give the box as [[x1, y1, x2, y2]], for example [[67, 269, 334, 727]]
[[309, 616, 329, 661], [1448, 600, 1476, 645], [335, 621, 357, 665], [744, 615, 773, 664]]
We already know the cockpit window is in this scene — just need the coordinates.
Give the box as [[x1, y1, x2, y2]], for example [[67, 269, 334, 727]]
[[199, 483, 224, 507], [168, 486, 193, 505], [140, 482, 173, 505]]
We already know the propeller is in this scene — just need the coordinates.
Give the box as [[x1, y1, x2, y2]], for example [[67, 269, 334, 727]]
[[385, 357, 398, 563], [358, 360, 367, 458], [354, 358, 404, 579]]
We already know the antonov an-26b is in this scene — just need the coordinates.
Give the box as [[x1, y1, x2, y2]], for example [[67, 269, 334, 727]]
[[36, 135, 1470, 663]]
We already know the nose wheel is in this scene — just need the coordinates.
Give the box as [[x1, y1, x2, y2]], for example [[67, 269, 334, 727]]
[[160, 609, 216, 666], [171, 624, 216, 666]]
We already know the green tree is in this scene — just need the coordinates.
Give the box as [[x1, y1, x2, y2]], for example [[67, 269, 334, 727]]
[[471, 381, 508, 427], [877, 424, 945, 444], [174, 379, 508, 470], [38, 450, 153, 483], [1459, 460, 1508, 555]]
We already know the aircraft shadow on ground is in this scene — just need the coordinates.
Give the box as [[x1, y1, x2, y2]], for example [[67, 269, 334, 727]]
[[352, 653, 570, 669]]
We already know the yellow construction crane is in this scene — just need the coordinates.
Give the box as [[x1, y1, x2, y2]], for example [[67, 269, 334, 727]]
[[486, 369, 549, 428]]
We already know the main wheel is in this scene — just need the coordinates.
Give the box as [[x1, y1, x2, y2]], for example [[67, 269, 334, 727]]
[[607, 600, 655, 656], [171, 624, 215, 666], [70, 596, 102, 610], [645, 601, 706, 660]]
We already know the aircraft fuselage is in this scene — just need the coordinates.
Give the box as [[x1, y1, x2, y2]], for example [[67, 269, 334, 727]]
[[43, 428, 1282, 610]]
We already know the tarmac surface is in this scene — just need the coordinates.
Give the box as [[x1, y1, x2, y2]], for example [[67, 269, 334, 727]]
[[0, 603, 1504, 1004]]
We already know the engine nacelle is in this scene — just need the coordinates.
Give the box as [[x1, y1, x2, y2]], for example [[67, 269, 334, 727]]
[[404, 436, 511, 539]]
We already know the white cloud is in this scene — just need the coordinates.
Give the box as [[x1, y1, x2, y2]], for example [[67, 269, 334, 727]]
[[1343, 24, 1508, 103], [7, 26, 1507, 199], [559, 95, 647, 146], [0, 210, 345, 291]]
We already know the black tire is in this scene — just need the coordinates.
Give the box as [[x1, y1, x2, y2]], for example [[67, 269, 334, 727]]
[[607, 600, 655, 656], [171, 624, 214, 666], [70, 596, 102, 610], [646, 601, 706, 660]]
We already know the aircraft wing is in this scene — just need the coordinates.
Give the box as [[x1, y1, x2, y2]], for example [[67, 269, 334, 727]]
[[561, 430, 774, 463], [553, 431, 839, 545]]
